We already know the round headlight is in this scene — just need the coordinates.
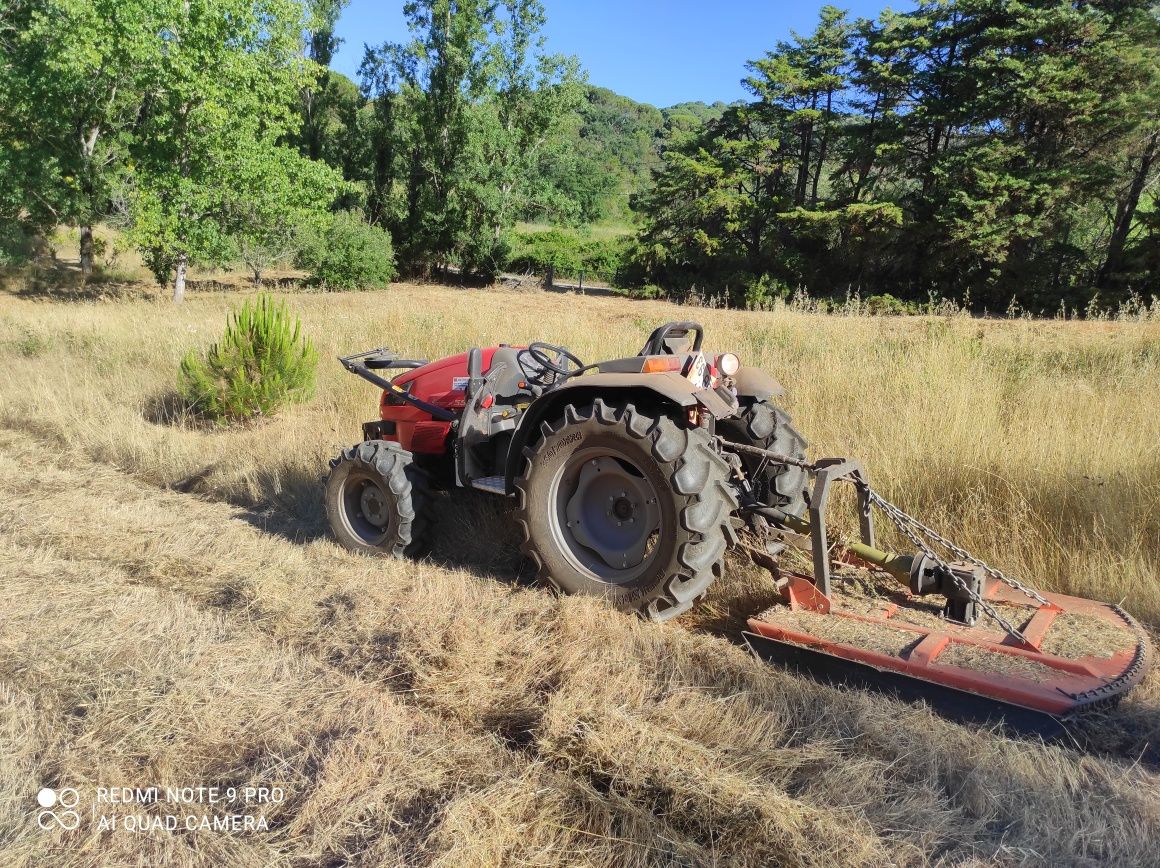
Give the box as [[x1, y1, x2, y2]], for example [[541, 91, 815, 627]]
[[717, 352, 740, 376]]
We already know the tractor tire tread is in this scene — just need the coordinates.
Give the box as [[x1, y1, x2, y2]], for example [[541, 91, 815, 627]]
[[515, 400, 736, 623], [325, 440, 434, 558], [726, 399, 809, 517]]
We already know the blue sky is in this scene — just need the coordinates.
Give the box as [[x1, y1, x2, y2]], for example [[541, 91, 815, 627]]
[[331, 1, 899, 108]]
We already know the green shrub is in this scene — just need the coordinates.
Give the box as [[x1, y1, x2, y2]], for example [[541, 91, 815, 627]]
[[628, 283, 666, 300], [0, 221, 36, 266], [505, 228, 631, 283], [506, 229, 583, 275], [179, 294, 317, 422], [865, 293, 914, 316], [745, 274, 790, 310], [298, 211, 396, 290], [458, 232, 511, 283]]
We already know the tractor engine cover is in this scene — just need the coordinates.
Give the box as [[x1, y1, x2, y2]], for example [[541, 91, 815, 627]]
[[378, 348, 502, 454]]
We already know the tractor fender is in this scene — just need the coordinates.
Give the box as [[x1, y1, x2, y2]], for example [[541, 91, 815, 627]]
[[733, 365, 785, 401], [502, 372, 702, 494]]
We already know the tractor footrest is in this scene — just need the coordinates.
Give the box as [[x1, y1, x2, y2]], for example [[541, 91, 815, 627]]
[[470, 476, 507, 495]]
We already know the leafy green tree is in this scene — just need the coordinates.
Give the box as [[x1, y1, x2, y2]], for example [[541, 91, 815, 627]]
[[634, 0, 1160, 310], [124, 0, 346, 301], [745, 6, 852, 209], [1098, 128, 1159, 289], [0, 0, 163, 274], [295, 0, 367, 191], [635, 9, 881, 302], [229, 146, 348, 282], [926, 0, 1159, 306], [360, 0, 583, 279]]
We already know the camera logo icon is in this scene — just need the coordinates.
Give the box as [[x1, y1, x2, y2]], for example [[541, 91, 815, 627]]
[[37, 788, 81, 831]]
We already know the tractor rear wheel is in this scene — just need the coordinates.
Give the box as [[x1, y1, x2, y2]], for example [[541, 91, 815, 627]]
[[325, 440, 433, 557], [515, 400, 737, 622], [717, 399, 808, 544]]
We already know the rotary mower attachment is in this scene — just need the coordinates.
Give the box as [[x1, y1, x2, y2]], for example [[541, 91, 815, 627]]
[[724, 446, 1153, 734], [327, 323, 1150, 733]]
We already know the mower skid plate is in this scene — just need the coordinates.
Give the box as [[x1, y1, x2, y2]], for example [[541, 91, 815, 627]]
[[745, 575, 1152, 731]]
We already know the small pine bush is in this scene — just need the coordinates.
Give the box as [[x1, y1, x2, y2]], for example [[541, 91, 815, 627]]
[[179, 294, 318, 422], [298, 211, 397, 290]]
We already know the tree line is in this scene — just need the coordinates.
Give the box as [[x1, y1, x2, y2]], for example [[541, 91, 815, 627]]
[[632, 1, 1160, 311], [2, 0, 1157, 311], [0, 0, 615, 298]]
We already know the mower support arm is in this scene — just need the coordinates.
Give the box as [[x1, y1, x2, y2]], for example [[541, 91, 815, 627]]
[[338, 357, 457, 422]]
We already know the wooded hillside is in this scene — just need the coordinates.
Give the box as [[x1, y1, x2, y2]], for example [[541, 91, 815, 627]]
[[1, 0, 1156, 312]]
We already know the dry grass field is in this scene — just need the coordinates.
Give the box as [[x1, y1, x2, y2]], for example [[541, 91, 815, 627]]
[[1, 283, 1159, 866]]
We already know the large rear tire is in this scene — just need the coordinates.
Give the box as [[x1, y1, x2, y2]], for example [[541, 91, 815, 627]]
[[718, 399, 808, 555], [718, 399, 808, 517], [515, 400, 738, 622], [325, 440, 433, 557]]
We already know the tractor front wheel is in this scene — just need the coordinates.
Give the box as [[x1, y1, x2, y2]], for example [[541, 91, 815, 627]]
[[325, 440, 433, 557], [515, 400, 737, 622]]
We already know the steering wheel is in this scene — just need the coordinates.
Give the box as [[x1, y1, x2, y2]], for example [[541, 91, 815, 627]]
[[526, 342, 585, 378]]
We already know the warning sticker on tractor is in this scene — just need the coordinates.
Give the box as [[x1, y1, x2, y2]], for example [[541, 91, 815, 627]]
[[452, 376, 470, 391]]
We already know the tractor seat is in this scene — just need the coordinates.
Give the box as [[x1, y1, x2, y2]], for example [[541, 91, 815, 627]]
[[639, 322, 699, 355], [485, 346, 528, 402]]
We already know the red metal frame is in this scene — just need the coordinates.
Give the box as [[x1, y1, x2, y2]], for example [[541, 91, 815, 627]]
[[377, 348, 504, 454], [749, 574, 1151, 718]]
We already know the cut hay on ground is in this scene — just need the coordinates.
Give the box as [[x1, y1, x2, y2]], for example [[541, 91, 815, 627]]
[[2, 286, 1160, 866]]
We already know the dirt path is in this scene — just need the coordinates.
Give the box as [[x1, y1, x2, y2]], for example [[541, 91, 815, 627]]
[[1, 427, 1158, 866]]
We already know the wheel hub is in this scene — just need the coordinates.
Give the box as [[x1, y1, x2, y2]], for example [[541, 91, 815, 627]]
[[562, 456, 661, 571], [359, 482, 389, 527]]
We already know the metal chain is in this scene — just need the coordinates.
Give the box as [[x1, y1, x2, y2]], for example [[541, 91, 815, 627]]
[[716, 438, 1046, 642], [866, 490, 1049, 606], [866, 491, 1030, 644]]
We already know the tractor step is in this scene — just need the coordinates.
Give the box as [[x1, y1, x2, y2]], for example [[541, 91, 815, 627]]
[[470, 476, 507, 495]]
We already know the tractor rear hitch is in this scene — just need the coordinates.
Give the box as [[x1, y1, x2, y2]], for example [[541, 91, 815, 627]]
[[724, 443, 983, 625]]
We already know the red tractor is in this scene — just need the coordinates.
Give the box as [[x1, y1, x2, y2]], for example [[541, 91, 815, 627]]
[[325, 322, 806, 621], [325, 321, 1151, 731]]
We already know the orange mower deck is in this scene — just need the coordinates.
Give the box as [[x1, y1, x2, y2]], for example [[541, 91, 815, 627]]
[[744, 574, 1153, 734]]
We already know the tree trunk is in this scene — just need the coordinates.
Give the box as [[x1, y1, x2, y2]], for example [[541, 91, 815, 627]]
[[79, 225, 94, 277], [1097, 130, 1158, 289], [795, 122, 814, 206], [811, 89, 835, 206], [79, 121, 101, 278], [173, 255, 188, 303]]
